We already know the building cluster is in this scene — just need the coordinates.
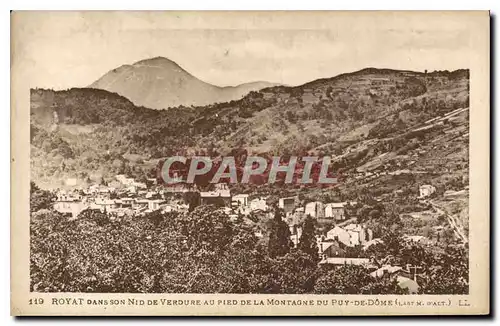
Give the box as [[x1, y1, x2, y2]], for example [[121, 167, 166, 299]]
[[54, 176, 187, 219], [282, 193, 433, 295], [53, 177, 433, 293], [278, 196, 357, 221], [288, 220, 422, 294], [54, 175, 271, 219]]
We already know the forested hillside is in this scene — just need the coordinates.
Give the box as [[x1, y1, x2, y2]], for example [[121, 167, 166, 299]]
[[30, 68, 469, 190]]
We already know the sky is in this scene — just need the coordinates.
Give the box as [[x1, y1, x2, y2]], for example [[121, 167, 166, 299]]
[[12, 11, 481, 89]]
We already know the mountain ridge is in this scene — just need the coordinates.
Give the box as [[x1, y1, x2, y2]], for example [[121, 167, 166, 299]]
[[89, 56, 279, 110]]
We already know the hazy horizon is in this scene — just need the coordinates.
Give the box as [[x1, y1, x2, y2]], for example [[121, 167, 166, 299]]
[[13, 11, 475, 90]]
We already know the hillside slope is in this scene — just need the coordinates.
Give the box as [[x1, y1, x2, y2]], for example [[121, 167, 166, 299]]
[[31, 68, 469, 192]]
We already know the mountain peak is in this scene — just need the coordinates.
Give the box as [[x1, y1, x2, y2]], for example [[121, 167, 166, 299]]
[[89, 57, 275, 109], [133, 56, 180, 68]]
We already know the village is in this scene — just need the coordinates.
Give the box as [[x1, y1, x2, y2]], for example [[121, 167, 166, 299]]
[[52, 172, 448, 294]]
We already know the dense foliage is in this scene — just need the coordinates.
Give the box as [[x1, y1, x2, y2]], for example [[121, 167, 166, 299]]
[[31, 202, 468, 294], [314, 265, 406, 294], [267, 208, 293, 258], [298, 215, 319, 262], [30, 182, 55, 213]]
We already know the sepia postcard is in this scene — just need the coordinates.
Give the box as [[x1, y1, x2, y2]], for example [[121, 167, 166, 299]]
[[11, 11, 490, 316]]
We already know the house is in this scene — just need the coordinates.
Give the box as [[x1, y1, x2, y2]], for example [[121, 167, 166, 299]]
[[115, 174, 126, 182], [232, 194, 249, 207], [56, 190, 82, 202], [326, 224, 373, 247], [90, 198, 116, 213], [200, 192, 229, 206], [132, 182, 147, 189], [164, 183, 193, 193], [397, 276, 420, 294], [278, 196, 296, 214], [295, 207, 305, 213], [370, 265, 403, 278], [134, 199, 149, 210], [115, 175, 129, 184], [145, 191, 156, 199], [419, 184, 436, 198], [318, 238, 346, 258], [327, 226, 355, 247], [200, 183, 231, 206], [126, 185, 137, 194], [147, 199, 165, 212], [344, 223, 373, 244], [323, 201, 357, 221], [88, 184, 100, 195], [54, 199, 88, 219], [112, 207, 135, 218], [249, 197, 268, 212], [97, 186, 112, 199], [163, 203, 188, 213], [324, 202, 346, 220], [304, 201, 324, 218], [161, 204, 175, 213], [118, 197, 134, 208], [116, 175, 135, 186], [146, 178, 158, 186]]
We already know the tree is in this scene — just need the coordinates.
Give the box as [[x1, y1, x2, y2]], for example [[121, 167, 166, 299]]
[[264, 250, 318, 293], [419, 245, 468, 294], [184, 191, 200, 212], [30, 182, 55, 213], [298, 215, 319, 262], [441, 228, 455, 245], [314, 265, 405, 294], [268, 207, 292, 258], [368, 209, 381, 219]]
